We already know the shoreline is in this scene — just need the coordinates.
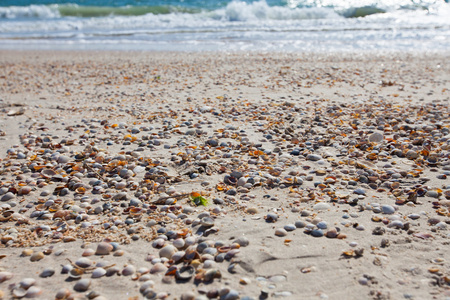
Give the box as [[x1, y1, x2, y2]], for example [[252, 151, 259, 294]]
[[0, 50, 449, 300]]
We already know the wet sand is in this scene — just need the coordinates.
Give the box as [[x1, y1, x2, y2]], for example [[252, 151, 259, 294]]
[[0, 50, 449, 300]]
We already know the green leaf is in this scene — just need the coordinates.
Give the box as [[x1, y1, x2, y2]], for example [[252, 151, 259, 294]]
[[190, 195, 209, 206]]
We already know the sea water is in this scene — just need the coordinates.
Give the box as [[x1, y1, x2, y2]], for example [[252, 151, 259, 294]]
[[0, 0, 449, 52]]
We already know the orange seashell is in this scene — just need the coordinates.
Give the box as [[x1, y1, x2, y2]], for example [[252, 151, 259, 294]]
[[75, 187, 86, 194]]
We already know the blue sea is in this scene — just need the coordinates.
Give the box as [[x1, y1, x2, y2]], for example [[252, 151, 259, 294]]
[[0, 0, 449, 52]]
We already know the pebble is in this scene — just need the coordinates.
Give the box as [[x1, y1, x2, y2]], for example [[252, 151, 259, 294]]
[[275, 228, 288, 237], [306, 154, 322, 161], [73, 279, 91, 292], [311, 229, 324, 237], [313, 203, 331, 211], [284, 224, 296, 231], [368, 132, 384, 143], [382, 205, 395, 214]]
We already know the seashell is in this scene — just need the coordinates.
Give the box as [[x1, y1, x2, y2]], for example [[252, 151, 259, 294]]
[[152, 238, 165, 248], [18, 186, 32, 196], [200, 217, 215, 228], [173, 238, 185, 249], [165, 265, 177, 276], [75, 257, 93, 268], [139, 274, 152, 282], [41, 168, 57, 178], [224, 249, 240, 260], [121, 265, 136, 276], [25, 286, 42, 298], [159, 245, 176, 259], [19, 277, 36, 289], [73, 278, 91, 292], [40, 267, 55, 278], [63, 236, 76, 243], [150, 263, 167, 274], [175, 266, 195, 281], [0, 271, 13, 283], [234, 237, 250, 247], [86, 291, 102, 299], [105, 266, 120, 277], [171, 251, 186, 263], [69, 268, 84, 279], [82, 248, 95, 257], [30, 252, 45, 262], [55, 288, 71, 299], [92, 268, 106, 278], [113, 250, 125, 257], [61, 264, 73, 274], [139, 280, 155, 293], [325, 227, 338, 238], [95, 242, 113, 255], [12, 287, 27, 298], [204, 269, 221, 282], [413, 232, 433, 239]]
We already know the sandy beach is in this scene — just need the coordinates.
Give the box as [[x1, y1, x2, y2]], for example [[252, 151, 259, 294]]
[[0, 50, 449, 300]]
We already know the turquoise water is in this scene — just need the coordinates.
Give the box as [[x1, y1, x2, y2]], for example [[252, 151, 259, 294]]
[[1, 0, 449, 52]]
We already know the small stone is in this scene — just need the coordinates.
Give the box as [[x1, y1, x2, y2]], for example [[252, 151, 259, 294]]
[[73, 278, 91, 292], [295, 221, 307, 228], [266, 213, 278, 222], [95, 242, 113, 255], [306, 154, 322, 161], [313, 203, 330, 211], [316, 221, 328, 229], [234, 237, 250, 247], [369, 132, 384, 143], [40, 268, 55, 278], [1, 192, 15, 202], [275, 228, 288, 237], [30, 252, 45, 262], [224, 290, 239, 300], [159, 245, 176, 259], [180, 292, 195, 300], [381, 205, 395, 214], [284, 224, 296, 231], [311, 229, 324, 237]]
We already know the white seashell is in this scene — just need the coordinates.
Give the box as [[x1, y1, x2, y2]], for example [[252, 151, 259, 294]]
[[92, 268, 107, 278], [73, 279, 91, 292], [25, 286, 43, 298], [171, 251, 185, 263], [19, 277, 36, 289], [95, 242, 113, 255], [121, 265, 136, 276], [75, 257, 93, 268], [55, 288, 71, 300], [0, 271, 13, 283], [173, 238, 185, 249], [150, 263, 167, 274], [159, 245, 176, 259]]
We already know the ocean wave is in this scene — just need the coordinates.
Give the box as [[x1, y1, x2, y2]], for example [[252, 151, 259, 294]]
[[1, 0, 448, 20], [0, 4, 60, 19]]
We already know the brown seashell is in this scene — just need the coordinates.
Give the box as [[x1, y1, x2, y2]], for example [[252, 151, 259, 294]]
[[21, 249, 33, 256], [18, 186, 32, 196], [41, 168, 57, 178], [0, 271, 13, 283], [55, 288, 71, 300], [95, 242, 113, 256], [150, 263, 167, 274], [69, 268, 84, 279], [82, 249, 95, 257], [175, 265, 195, 281], [30, 252, 45, 262]]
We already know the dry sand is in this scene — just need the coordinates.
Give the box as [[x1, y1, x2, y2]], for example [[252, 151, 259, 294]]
[[0, 50, 449, 300]]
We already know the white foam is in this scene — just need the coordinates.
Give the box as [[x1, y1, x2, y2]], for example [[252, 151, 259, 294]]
[[0, 4, 60, 19]]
